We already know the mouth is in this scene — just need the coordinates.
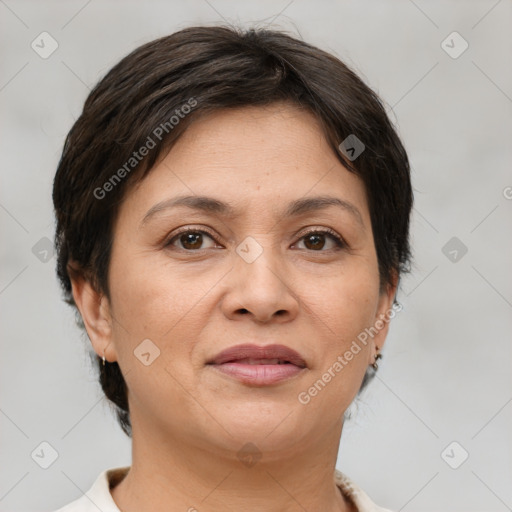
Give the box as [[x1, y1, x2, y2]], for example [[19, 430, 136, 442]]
[[206, 344, 307, 386]]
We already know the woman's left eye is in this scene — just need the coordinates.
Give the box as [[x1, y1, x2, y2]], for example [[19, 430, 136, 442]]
[[294, 230, 346, 251], [165, 228, 346, 252]]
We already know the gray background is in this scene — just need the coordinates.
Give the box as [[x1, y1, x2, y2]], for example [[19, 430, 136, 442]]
[[1, 1, 511, 510]]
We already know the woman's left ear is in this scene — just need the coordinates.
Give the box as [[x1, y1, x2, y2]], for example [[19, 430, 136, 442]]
[[370, 273, 399, 360]]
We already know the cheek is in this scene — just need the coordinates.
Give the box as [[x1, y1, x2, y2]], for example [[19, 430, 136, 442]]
[[311, 266, 380, 339], [109, 251, 199, 329], [302, 266, 379, 401], [107, 251, 222, 375]]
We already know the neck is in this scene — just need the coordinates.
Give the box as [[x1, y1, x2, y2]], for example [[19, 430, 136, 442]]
[[111, 414, 355, 512]]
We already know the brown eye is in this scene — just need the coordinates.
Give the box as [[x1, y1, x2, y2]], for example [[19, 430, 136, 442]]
[[167, 229, 217, 250], [295, 230, 345, 251], [303, 233, 327, 250]]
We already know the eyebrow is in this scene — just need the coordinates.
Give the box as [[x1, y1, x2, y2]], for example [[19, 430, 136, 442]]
[[141, 194, 365, 229]]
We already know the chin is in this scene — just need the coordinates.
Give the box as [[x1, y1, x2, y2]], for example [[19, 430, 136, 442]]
[[215, 405, 311, 448]]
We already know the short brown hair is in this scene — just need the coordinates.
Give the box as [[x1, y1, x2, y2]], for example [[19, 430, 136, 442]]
[[53, 25, 413, 437]]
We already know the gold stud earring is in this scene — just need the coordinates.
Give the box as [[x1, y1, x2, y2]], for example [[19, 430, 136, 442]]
[[372, 347, 382, 370]]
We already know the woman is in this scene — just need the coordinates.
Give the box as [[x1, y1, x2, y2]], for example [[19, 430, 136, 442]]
[[52, 25, 413, 512]]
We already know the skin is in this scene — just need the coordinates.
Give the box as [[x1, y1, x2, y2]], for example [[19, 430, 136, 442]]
[[72, 102, 397, 512]]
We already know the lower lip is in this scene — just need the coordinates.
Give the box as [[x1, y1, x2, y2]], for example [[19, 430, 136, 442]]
[[209, 363, 305, 385]]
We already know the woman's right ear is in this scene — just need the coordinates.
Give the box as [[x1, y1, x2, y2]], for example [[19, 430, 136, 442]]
[[70, 274, 115, 363]]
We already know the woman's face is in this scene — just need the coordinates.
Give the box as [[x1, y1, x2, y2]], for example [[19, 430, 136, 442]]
[[101, 103, 396, 456]]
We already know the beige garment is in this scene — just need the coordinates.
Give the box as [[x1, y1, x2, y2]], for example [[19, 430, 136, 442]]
[[53, 466, 394, 512]]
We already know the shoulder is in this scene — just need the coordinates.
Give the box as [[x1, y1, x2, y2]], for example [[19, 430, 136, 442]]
[[52, 467, 130, 512], [335, 470, 395, 512]]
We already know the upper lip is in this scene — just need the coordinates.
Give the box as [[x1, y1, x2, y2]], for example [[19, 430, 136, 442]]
[[207, 344, 307, 368]]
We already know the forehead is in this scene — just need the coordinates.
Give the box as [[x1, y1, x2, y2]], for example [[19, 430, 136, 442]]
[[122, 103, 370, 226], [174, 102, 328, 162]]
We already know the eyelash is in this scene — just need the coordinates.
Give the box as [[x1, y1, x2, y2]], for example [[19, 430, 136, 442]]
[[165, 226, 347, 252]]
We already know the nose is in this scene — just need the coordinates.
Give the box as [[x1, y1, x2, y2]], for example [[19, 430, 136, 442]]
[[221, 240, 299, 324]]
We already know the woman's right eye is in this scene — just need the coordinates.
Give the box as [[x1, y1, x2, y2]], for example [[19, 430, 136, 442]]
[[166, 229, 218, 251]]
